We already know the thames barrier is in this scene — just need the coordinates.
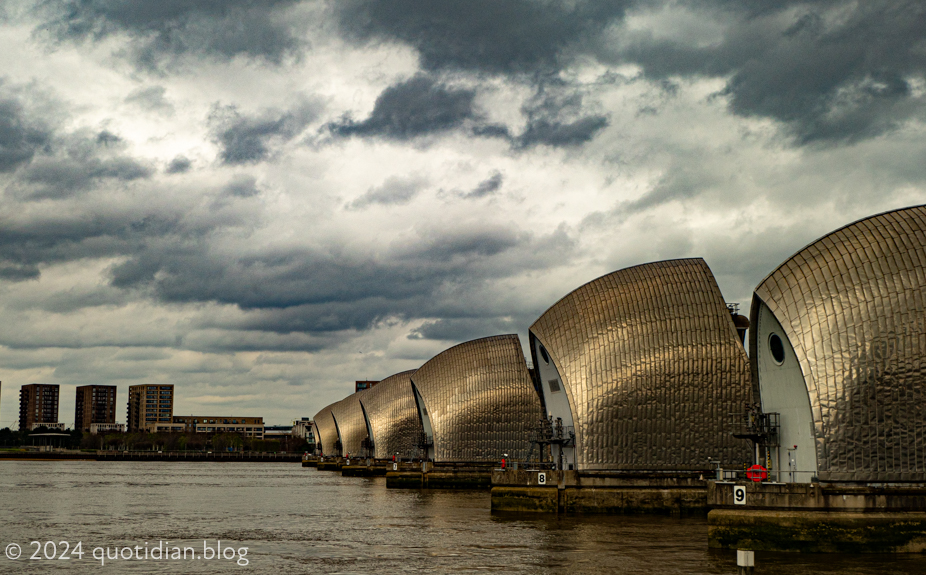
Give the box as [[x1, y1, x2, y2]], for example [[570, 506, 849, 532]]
[[309, 205, 926, 553]]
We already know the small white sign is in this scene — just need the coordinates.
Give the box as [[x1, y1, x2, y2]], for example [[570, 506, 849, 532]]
[[733, 485, 746, 505], [392, 462, 398, 471], [538, 472, 546, 485]]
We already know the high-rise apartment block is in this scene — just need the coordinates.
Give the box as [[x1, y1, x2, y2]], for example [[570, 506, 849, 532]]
[[74, 385, 117, 432], [19, 384, 60, 431], [127, 384, 174, 431]]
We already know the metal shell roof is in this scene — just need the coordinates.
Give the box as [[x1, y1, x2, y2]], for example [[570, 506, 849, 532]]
[[530, 258, 752, 471], [410, 334, 543, 462], [311, 405, 339, 456], [359, 370, 422, 459], [751, 205, 926, 481], [329, 391, 370, 457]]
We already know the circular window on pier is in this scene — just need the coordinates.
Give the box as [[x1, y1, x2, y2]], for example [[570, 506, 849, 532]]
[[768, 333, 786, 365], [539, 344, 550, 365]]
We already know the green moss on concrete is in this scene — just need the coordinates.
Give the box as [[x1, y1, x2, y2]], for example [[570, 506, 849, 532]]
[[386, 471, 423, 488], [491, 487, 559, 512], [566, 488, 707, 516], [708, 510, 926, 553], [426, 472, 490, 489]]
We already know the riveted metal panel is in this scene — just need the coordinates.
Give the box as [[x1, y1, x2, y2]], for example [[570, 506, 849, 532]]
[[410, 335, 543, 462], [530, 258, 752, 472], [752, 205, 926, 482], [359, 370, 423, 459], [312, 405, 339, 457], [330, 391, 371, 457]]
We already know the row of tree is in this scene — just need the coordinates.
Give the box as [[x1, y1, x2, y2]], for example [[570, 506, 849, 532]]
[[0, 427, 314, 453]]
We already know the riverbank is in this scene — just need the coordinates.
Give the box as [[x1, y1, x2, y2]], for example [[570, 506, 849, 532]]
[[0, 450, 301, 462]]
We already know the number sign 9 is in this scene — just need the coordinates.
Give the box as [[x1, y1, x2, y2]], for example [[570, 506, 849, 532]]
[[733, 485, 746, 505]]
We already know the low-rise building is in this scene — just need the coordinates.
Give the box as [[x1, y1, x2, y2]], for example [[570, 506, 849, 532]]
[[89, 423, 126, 434], [171, 416, 264, 438], [28, 422, 66, 431]]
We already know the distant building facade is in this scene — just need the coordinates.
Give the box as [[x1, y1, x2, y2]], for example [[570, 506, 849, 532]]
[[89, 423, 125, 434], [292, 418, 315, 443], [19, 384, 60, 431], [170, 416, 264, 438], [127, 385, 174, 431], [75, 385, 117, 432], [355, 380, 379, 392]]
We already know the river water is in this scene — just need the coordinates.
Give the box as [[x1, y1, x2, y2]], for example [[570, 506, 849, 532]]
[[0, 461, 923, 574]]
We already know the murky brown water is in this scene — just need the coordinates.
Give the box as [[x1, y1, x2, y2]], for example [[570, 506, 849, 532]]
[[0, 461, 923, 574]]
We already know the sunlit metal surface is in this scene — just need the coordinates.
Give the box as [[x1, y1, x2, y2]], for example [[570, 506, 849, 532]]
[[751, 206, 926, 482], [312, 405, 339, 457], [530, 258, 752, 472], [359, 370, 422, 459], [330, 392, 371, 457], [411, 335, 543, 462]]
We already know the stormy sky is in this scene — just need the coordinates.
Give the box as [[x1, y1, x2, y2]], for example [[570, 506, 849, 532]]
[[1, 0, 924, 426]]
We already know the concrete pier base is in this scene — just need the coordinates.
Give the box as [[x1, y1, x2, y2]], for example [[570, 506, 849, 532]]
[[316, 459, 344, 471], [708, 481, 926, 553], [491, 470, 707, 515], [385, 462, 493, 489], [342, 463, 387, 477]]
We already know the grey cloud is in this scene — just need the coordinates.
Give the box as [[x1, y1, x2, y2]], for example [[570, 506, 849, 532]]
[[166, 155, 191, 174], [328, 75, 477, 141], [210, 101, 320, 165], [222, 174, 260, 197], [613, 0, 926, 144], [461, 172, 503, 199], [336, 0, 633, 75], [125, 86, 174, 114], [21, 152, 153, 199], [0, 86, 53, 172], [517, 115, 608, 148], [408, 316, 531, 342], [35, 0, 306, 70], [346, 174, 427, 210], [0, 264, 40, 281], [327, 74, 605, 148], [103, 223, 576, 338], [515, 84, 609, 148]]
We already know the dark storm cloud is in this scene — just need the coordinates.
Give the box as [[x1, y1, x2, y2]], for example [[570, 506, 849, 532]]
[[210, 101, 319, 165], [35, 0, 306, 70], [327, 74, 607, 148], [346, 175, 426, 210], [517, 115, 609, 148], [336, 0, 926, 145], [461, 172, 503, 199], [18, 141, 153, 198], [103, 223, 575, 339], [0, 84, 53, 172], [166, 155, 191, 174], [514, 83, 609, 148], [614, 0, 926, 143], [328, 75, 477, 140], [335, 0, 633, 74]]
